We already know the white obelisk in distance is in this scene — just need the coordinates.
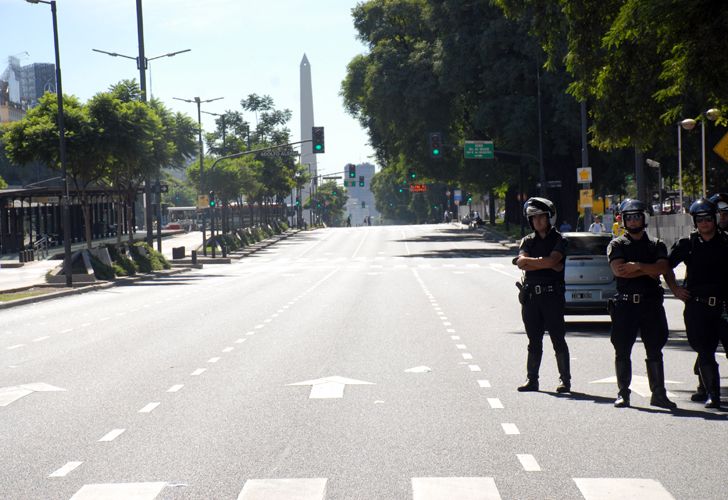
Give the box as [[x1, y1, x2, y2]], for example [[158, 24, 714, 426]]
[[299, 54, 317, 220]]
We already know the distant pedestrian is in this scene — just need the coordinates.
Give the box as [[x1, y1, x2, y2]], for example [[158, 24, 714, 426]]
[[559, 220, 572, 232], [589, 216, 606, 233], [612, 214, 624, 238], [514, 197, 571, 394], [346, 215, 351, 227], [607, 199, 675, 409]]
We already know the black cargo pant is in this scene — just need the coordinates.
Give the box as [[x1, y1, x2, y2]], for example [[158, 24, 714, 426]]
[[610, 297, 668, 362], [521, 288, 568, 356], [684, 300, 726, 367]]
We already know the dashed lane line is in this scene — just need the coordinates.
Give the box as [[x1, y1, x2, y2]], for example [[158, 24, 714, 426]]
[[478, 380, 491, 388], [138, 402, 160, 413], [501, 423, 520, 435], [517, 454, 541, 471], [166, 385, 183, 393], [98, 429, 125, 442], [190, 368, 206, 376], [49, 461, 83, 478], [487, 398, 503, 409]]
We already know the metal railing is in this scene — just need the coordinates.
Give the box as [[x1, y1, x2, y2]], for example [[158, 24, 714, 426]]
[[33, 236, 50, 260]]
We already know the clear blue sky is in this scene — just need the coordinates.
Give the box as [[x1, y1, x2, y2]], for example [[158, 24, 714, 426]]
[[2, 0, 375, 176]]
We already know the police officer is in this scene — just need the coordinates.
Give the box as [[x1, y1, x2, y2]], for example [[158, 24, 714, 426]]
[[607, 199, 676, 409], [676, 193, 728, 401], [665, 199, 727, 409], [514, 197, 571, 393]]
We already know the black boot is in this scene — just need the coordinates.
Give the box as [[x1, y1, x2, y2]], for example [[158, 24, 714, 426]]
[[691, 357, 707, 402], [699, 363, 722, 409], [646, 360, 677, 409], [518, 351, 541, 392], [555, 351, 571, 393], [614, 359, 631, 408]]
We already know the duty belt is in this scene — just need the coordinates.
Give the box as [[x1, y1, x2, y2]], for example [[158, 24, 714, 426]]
[[693, 296, 720, 307], [614, 292, 660, 304], [525, 283, 559, 295]]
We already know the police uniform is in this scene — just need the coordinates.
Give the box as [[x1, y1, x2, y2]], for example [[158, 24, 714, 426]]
[[518, 226, 571, 391], [669, 218, 728, 408], [607, 231, 674, 408]]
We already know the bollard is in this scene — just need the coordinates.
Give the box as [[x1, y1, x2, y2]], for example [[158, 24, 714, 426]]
[[222, 244, 227, 258], [29, 249, 34, 261], [18, 250, 25, 263], [172, 246, 185, 259], [191, 250, 197, 265]]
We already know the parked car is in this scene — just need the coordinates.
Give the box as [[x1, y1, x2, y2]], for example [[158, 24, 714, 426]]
[[562, 232, 616, 314]]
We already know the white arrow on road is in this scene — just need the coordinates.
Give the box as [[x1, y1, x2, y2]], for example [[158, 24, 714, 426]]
[[590, 375, 681, 398], [0, 382, 65, 407], [287, 376, 374, 399]]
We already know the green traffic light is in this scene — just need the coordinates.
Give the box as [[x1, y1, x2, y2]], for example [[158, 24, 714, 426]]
[[432, 148, 440, 156], [315, 144, 322, 151]]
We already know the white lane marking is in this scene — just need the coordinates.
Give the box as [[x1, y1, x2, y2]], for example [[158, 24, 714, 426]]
[[400, 230, 411, 256], [447, 329, 456, 333], [49, 461, 83, 478], [478, 380, 491, 388], [264, 319, 272, 323], [238, 478, 327, 500], [167, 385, 183, 393], [254, 324, 265, 329], [487, 398, 504, 409], [6, 344, 25, 350], [453, 271, 465, 274], [443, 322, 452, 326], [288, 376, 375, 399], [208, 357, 221, 363], [469, 365, 481, 372], [190, 368, 206, 376], [462, 353, 473, 360], [488, 263, 520, 278], [99, 317, 111, 322], [351, 230, 370, 259], [138, 402, 160, 413], [412, 477, 502, 500], [80, 323, 91, 327], [98, 429, 125, 442], [69, 482, 167, 500], [501, 423, 520, 435], [60, 328, 73, 334], [222, 347, 234, 353], [235, 338, 247, 343], [271, 314, 279, 318], [245, 331, 255, 336], [455, 344, 466, 349], [573, 478, 675, 500], [517, 454, 541, 471], [405, 366, 432, 373], [33, 336, 50, 342]]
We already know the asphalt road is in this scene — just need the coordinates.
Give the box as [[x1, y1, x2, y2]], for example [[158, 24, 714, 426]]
[[1, 224, 726, 500]]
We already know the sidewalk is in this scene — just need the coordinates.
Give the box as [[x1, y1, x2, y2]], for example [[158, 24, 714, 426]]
[[0, 230, 203, 293]]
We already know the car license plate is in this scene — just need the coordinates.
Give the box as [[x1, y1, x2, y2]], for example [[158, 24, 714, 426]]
[[571, 291, 593, 300]]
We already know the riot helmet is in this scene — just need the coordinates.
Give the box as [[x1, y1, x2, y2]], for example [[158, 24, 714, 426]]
[[618, 199, 650, 234], [689, 198, 717, 227], [708, 193, 728, 212], [523, 197, 557, 229]]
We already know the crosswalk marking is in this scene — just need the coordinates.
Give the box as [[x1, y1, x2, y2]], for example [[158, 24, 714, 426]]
[[412, 477, 502, 500], [69, 482, 167, 500], [49, 461, 82, 477], [237, 478, 327, 500], [517, 454, 541, 471], [574, 478, 675, 499]]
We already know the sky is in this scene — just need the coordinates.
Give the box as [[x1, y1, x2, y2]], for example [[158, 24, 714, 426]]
[[2, 0, 375, 177]]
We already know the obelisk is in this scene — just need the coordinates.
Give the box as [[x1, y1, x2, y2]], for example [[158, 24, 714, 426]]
[[300, 54, 317, 190]]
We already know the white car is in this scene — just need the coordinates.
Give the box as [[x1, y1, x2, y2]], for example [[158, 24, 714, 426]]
[[562, 232, 616, 314]]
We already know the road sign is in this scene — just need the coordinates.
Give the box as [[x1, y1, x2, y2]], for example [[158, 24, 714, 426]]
[[287, 376, 374, 399], [713, 131, 728, 163], [197, 194, 209, 209], [577, 167, 592, 184], [464, 140, 494, 159], [454, 189, 462, 201], [580, 189, 593, 208]]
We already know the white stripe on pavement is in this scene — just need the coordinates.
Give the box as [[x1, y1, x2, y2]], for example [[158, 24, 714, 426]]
[[573, 478, 675, 500], [237, 478, 327, 500], [517, 454, 540, 471], [138, 402, 160, 413], [166, 385, 183, 393], [191, 368, 206, 376], [477, 380, 491, 388], [487, 398, 503, 409], [98, 429, 125, 442], [49, 461, 83, 477], [412, 477, 502, 500], [468, 365, 481, 372], [501, 423, 520, 435], [70, 482, 167, 500]]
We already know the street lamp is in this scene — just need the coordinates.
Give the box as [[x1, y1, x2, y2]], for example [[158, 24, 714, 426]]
[[201, 110, 226, 152], [92, 46, 190, 251], [680, 108, 721, 198], [173, 96, 223, 256], [26, 0, 73, 287]]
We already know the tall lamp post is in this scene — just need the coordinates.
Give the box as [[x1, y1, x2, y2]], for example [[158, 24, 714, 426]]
[[680, 108, 721, 198], [92, 47, 190, 251], [26, 0, 72, 287], [173, 96, 223, 256]]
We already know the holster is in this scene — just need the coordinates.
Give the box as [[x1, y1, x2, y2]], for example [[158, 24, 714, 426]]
[[516, 281, 529, 305]]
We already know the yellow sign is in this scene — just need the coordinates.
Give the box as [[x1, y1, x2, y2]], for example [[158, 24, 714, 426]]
[[197, 194, 209, 209], [713, 131, 728, 164], [580, 189, 593, 208], [577, 167, 592, 184]]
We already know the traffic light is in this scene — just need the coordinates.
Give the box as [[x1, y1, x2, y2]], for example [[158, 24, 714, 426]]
[[429, 132, 442, 158], [295, 197, 301, 207], [408, 168, 417, 181], [312, 126, 325, 154], [359, 175, 365, 187], [466, 192, 473, 205], [332, 189, 338, 197], [208, 191, 216, 208], [348, 164, 356, 178]]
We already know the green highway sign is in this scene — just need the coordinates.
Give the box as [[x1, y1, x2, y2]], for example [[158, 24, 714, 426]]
[[464, 140, 494, 160]]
